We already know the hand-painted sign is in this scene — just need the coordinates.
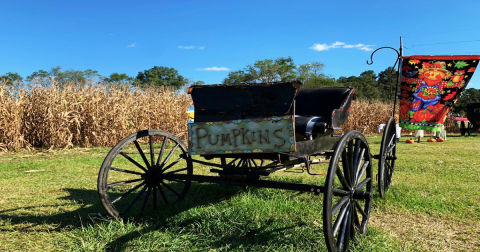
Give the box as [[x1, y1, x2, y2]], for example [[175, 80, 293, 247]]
[[188, 116, 295, 155]]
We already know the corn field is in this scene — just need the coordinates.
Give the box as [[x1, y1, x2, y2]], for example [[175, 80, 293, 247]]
[[0, 82, 191, 151], [0, 83, 460, 151]]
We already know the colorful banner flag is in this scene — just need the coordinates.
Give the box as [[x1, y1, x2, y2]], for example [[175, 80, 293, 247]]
[[399, 55, 480, 131]]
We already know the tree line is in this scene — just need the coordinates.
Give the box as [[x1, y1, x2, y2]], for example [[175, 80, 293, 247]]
[[2, 56, 479, 113], [0, 66, 201, 90]]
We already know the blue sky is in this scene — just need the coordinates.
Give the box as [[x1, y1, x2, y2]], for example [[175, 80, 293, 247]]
[[2, 0, 480, 88]]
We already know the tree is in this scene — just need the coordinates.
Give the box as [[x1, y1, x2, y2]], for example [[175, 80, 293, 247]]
[[135, 66, 188, 89], [63, 69, 86, 84], [83, 69, 101, 82], [27, 67, 103, 86], [453, 88, 480, 114], [223, 57, 297, 84], [103, 73, 133, 85], [337, 71, 380, 100], [50, 66, 68, 84], [297, 62, 338, 88], [0, 72, 23, 87], [377, 66, 399, 102], [27, 70, 50, 82]]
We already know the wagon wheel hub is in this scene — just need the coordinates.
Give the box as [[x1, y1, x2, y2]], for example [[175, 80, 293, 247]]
[[351, 189, 372, 200], [143, 168, 164, 187]]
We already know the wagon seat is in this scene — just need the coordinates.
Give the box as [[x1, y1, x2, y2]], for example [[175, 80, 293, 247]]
[[294, 87, 355, 140]]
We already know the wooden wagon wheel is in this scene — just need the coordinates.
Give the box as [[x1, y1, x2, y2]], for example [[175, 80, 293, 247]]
[[97, 129, 192, 218], [221, 158, 266, 169], [323, 130, 373, 252], [378, 117, 397, 197]]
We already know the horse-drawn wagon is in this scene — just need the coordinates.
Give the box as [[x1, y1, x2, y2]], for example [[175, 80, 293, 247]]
[[97, 80, 398, 251]]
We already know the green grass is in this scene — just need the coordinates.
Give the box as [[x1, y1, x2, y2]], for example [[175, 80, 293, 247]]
[[1, 135, 479, 251]]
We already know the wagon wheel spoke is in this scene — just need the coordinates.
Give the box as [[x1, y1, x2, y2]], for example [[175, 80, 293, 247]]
[[352, 203, 361, 228], [355, 200, 367, 218], [134, 140, 151, 170], [333, 202, 350, 237], [352, 140, 360, 183], [356, 177, 371, 190], [388, 134, 395, 149], [386, 173, 392, 188], [341, 150, 352, 188], [111, 181, 146, 204], [161, 157, 183, 173], [356, 161, 369, 185], [166, 167, 189, 174], [347, 140, 354, 185], [149, 136, 155, 169], [156, 137, 168, 167], [336, 165, 351, 190], [354, 147, 365, 183], [161, 181, 181, 198], [385, 161, 393, 172], [336, 206, 351, 251], [156, 182, 169, 205], [236, 159, 245, 168], [159, 143, 179, 169], [332, 196, 349, 215], [110, 167, 144, 176], [139, 186, 152, 216], [227, 158, 239, 166], [120, 152, 148, 173], [107, 178, 144, 188], [350, 204, 357, 239], [332, 188, 350, 197], [120, 184, 148, 216]]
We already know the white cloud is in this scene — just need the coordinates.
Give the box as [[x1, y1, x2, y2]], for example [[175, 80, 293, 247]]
[[126, 42, 136, 48], [178, 45, 204, 50], [197, 67, 230, 71], [309, 41, 374, 51]]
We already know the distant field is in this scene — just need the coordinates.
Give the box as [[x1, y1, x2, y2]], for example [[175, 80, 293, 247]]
[[1, 134, 478, 251]]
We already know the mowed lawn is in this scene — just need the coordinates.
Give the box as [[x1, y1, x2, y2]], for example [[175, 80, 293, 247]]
[[0, 134, 479, 251]]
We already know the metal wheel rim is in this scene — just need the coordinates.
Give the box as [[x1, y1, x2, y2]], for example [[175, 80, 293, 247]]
[[378, 117, 397, 197], [97, 129, 192, 218], [323, 131, 373, 252]]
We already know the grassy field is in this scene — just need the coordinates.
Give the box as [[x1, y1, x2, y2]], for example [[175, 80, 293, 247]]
[[0, 134, 479, 251]]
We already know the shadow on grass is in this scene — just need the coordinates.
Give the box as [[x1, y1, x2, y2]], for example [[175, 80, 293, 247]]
[[104, 186, 314, 252], [0, 182, 244, 231], [0, 183, 325, 251]]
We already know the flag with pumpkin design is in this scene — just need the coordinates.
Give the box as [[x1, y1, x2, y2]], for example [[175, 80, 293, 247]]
[[399, 55, 480, 131]]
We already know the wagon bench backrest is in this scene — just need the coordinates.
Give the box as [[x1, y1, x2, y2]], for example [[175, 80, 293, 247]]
[[190, 81, 301, 123], [190, 82, 354, 129], [295, 87, 355, 128]]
